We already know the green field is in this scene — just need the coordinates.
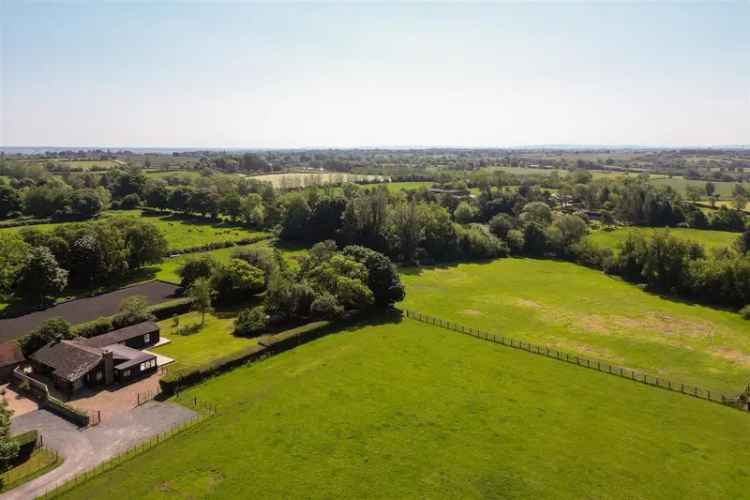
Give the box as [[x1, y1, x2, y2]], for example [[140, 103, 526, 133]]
[[0, 210, 270, 252], [153, 311, 257, 372], [153, 238, 307, 283], [57, 159, 123, 170], [250, 172, 386, 188], [383, 181, 434, 192], [57, 317, 750, 499], [143, 169, 203, 180], [400, 259, 750, 393], [586, 227, 740, 253], [651, 176, 749, 199]]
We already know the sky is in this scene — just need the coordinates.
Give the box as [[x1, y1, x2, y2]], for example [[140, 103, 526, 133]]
[[1, 1, 748, 149]]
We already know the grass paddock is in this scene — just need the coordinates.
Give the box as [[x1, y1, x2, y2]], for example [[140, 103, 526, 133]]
[[55, 317, 750, 499], [400, 258, 750, 393]]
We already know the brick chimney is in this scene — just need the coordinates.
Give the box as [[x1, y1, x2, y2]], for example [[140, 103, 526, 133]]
[[103, 350, 114, 386]]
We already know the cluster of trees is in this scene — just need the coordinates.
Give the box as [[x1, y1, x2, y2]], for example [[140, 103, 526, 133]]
[[177, 241, 404, 337], [560, 229, 750, 310], [2, 219, 167, 304], [0, 177, 110, 220]]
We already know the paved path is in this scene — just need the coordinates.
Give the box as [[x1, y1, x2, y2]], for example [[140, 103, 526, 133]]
[[2, 401, 196, 500], [0, 280, 179, 342]]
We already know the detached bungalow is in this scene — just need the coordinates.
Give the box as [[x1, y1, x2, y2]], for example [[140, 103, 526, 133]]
[[28, 321, 160, 397]]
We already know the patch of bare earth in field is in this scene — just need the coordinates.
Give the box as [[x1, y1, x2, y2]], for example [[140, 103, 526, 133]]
[[514, 299, 542, 309], [547, 340, 624, 364], [710, 347, 750, 367]]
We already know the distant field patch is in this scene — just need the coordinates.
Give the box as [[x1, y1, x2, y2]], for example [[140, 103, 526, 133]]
[[250, 172, 386, 188], [586, 227, 740, 253], [383, 181, 434, 192], [57, 159, 122, 169], [650, 176, 748, 199], [0, 210, 271, 252], [400, 258, 750, 393]]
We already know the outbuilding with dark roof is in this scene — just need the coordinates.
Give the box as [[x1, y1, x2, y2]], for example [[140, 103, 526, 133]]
[[80, 321, 160, 349]]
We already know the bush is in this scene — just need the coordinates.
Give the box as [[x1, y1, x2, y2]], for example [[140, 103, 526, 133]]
[[488, 213, 515, 239], [311, 292, 344, 319], [73, 317, 113, 338], [11, 430, 37, 463], [177, 255, 218, 288], [111, 295, 154, 329], [234, 306, 269, 337], [567, 240, 613, 270], [19, 318, 74, 356], [148, 297, 195, 320], [506, 229, 525, 255], [120, 194, 142, 209], [740, 305, 750, 320]]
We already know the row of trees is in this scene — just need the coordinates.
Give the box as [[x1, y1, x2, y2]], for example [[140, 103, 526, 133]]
[[2, 219, 167, 304], [0, 178, 110, 220]]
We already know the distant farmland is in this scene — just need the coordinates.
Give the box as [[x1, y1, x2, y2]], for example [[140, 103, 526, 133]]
[[250, 172, 387, 188], [586, 227, 740, 253]]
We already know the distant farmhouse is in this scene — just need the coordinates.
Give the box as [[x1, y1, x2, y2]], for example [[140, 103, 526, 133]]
[[27, 321, 161, 396]]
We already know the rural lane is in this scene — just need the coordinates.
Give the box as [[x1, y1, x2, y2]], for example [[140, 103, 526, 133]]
[[2, 401, 196, 500]]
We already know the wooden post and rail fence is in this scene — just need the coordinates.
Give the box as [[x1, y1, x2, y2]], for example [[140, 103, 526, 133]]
[[401, 308, 749, 411]]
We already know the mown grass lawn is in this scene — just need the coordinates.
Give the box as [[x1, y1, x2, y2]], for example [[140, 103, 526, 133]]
[[57, 317, 750, 499], [400, 258, 750, 393], [0, 448, 62, 493], [586, 226, 740, 253], [152, 311, 256, 372], [0, 210, 270, 252]]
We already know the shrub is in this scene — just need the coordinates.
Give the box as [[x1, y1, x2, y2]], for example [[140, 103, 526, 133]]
[[177, 255, 218, 288], [19, 318, 74, 356], [234, 306, 269, 337], [120, 194, 142, 209], [488, 213, 515, 239], [111, 295, 154, 329], [311, 292, 344, 319], [568, 240, 613, 270], [506, 229, 525, 255], [148, 297, 195, 319], [211, 259, 266, 303], [740, 305, 750, 320], [73, 317, 113, 338], [12, 430, 37, 463]]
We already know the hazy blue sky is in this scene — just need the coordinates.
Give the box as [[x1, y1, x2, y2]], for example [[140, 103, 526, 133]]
[[2, 1, 748, 148]]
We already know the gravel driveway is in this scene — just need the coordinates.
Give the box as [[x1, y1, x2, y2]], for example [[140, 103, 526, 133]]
[[2, 401, 196, 500]]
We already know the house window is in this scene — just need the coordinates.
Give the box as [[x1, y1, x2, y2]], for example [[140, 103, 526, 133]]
[[144, 333, 151, 344], [96, 371, 103, 381], [123, 369, 130, 378]]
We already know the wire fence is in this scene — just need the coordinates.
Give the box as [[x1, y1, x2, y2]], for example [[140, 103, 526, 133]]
[[402, 309, 747, 411], [37, 396, 217, 499]]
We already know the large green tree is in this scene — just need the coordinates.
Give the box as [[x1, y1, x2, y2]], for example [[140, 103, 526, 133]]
[[13, 247, 68, 304]]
